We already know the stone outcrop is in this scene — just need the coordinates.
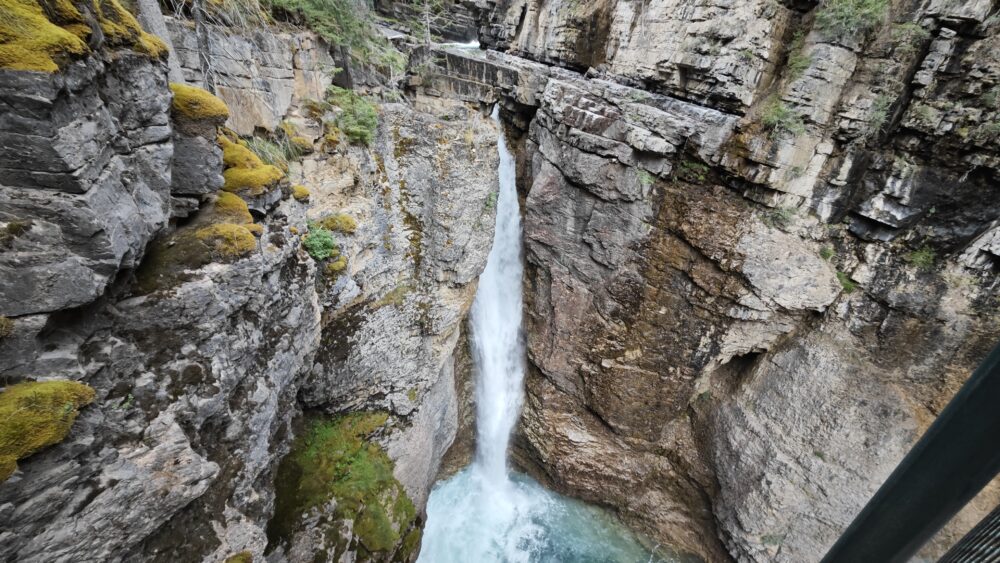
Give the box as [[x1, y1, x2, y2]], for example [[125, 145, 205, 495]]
[[0, 55, 172, 317]]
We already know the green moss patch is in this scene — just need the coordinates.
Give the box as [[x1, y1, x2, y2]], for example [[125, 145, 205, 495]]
[[318, 212, 357, 234], [0, 0, 166, 72], [223, 551, 252, 563], [169, 83, 230, 122], [267, 413, 417, 559], [218, 135, 284, 196], [291, 185, 310, 201], [0, 380, 95, 481], [134, 193, 261, 294]]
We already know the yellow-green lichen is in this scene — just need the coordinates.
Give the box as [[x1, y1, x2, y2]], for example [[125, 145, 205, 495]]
[[0, 380, 96, 481], [266, 412, 417, 559], [290, 135, 313, 152], [194, 223, 257, 257], [223, 551, 252, 563], [318, 212, 356, 234], [291, 185, 310, 202], [218, 135, 283, 196], [134, 196, 260, 295], [325, 255, 347, 277], [0, 0, 88, 71], [0, 316, 13, 339], [94, 0, 166, 57], [0, 0, 165, 72], [169, 82, 229, 121]]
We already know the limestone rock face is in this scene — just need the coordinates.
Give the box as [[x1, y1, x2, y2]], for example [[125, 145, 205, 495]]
[[166, 19, 341, 135], [0, 55, 172, 316], [293, 100, 499, 509]]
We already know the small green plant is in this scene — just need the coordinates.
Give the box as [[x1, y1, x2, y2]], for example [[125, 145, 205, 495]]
[[761, 98, 806, 138], [739, 48, 755, 61], [677, 160, 710, 182], [484, 191, 498, 210], [837, 271, 857, 293], [891, 23, 930, 54], [815, 0, 889, 41], [865, 94, 893, 140], [785, 32, 811, 80], [116, 393, 135, 411], [407, 388, 417, 401], [977, 121, 1000, 141], [813, 449, 827, 461], [905, 245, 935, 270], [912, 104, 937, 126], [243, 136, 305, 172], [764, 206, 797, 229], [819, 246, 835, 260], [981, 87, 999, 110], [327, 86, 378, 146], [761, 534, 786, 546], [637, 170, 655, 187], [303, 226, 338, 260]]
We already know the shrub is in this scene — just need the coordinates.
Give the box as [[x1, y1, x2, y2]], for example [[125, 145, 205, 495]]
[[761, 99, 806, 138], [905, 245, 935, 270], [303, 226, 338, 260], [837, 271, 857, 293], [891, 23, 930, 55], [168, 83, 230, 121], [815, 0, 889, 41], [263, 0, 403, 71], [327, 86, 378, 146], [0, 380, 96, 481]]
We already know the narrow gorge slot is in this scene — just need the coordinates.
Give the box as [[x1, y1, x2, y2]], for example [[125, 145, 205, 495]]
[[417, 109, 676, 563]]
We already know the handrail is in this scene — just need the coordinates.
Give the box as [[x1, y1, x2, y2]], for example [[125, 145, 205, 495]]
[[820, 341, 1000, 563]]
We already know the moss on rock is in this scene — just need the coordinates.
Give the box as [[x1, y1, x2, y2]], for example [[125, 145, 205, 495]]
[[0, 315, 13, 338], [0, 0, 88, 71], [267, 412, 418, 560], [169, 82, 230, 122], [0, 0, 166, 72], [218, 135, 284, 196], [0, 380, 96, 481], [318, 212, 357, 235], [291, 184, 310, 202], [223, 551, 252, 563], [194, 223, 257, 257]]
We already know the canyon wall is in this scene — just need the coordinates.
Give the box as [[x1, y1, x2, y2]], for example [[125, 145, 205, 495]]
[[409, 0, 1000, 557], [0, 11, 497, 562]]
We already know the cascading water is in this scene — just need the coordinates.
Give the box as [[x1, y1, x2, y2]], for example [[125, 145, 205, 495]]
[[417, 108, 679, 563]]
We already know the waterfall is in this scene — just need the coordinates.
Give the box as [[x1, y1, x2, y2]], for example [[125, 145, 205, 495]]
[[417, 107, 673, 563], [470, 105, 525, 488]]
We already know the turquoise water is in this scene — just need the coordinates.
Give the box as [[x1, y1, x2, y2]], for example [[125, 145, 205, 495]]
[[417, 468, 688, 563]]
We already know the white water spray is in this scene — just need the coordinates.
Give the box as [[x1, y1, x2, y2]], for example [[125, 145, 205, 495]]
[[417, 108, 676, 563], [470, 106, 525, 489]]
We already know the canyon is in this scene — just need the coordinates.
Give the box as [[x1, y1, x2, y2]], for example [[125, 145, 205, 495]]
[[0, 0, 998, 561]]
